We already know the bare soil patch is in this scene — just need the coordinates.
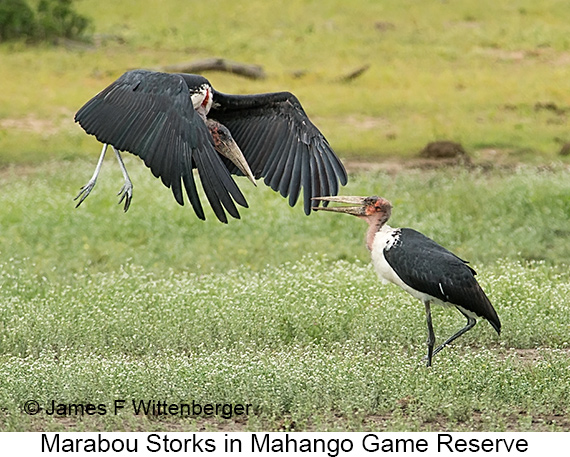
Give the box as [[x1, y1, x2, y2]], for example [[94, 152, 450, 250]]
[[0, 116, 60, 135]]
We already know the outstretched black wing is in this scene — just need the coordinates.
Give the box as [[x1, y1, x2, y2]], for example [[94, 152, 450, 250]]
[[75, 69, 247, 223], [209, 90, 348, 215], [384, 228, 501, 333]]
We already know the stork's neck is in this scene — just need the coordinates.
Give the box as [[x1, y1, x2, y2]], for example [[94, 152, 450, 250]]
[[361, 211, 391, 251]]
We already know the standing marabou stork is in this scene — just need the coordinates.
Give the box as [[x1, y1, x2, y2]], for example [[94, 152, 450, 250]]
[[313, 195, 501, 366], [74, 69, 347, 223]]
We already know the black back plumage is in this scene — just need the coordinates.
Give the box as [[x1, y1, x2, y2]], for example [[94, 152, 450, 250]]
[[75, 69, 347, 220], [209, 91, 347, 215], [383, 228, 501, 334]]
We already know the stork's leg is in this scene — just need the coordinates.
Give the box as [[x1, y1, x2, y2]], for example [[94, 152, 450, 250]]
[[424, 300, 435, 367], [75, 143, 108, 207], [112, 146, 133, 212], [432, 308, 476, 358]]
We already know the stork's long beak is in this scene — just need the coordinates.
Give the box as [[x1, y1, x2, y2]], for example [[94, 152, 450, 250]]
[[312, 196, 367, 216], [206, 119, 256, 186], [218, 139, 257, 186]]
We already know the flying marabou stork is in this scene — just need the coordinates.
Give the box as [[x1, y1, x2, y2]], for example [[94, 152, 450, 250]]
[[314, 195, 501, 367], [74, 69, 347, 222]]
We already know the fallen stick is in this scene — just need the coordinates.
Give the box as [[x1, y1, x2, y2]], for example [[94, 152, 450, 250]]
[[158, 58, 266, 80], [338, 64, 370, 82]]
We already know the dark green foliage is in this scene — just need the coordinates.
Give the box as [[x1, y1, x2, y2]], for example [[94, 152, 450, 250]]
[[0, 0, 35, 41], [36, 0, 90, 40], [0, 0, 90, 42]]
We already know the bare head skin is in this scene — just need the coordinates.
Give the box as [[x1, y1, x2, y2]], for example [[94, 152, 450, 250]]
[[313, 195, 392, 250]]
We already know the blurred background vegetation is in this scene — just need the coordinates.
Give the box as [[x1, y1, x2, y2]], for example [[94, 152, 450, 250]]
[[0, 0, 569, 271], [1, 0, 570, 165], [0, 0, 90, 42]]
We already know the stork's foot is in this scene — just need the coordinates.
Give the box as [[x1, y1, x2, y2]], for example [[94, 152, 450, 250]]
[[74, 180, 96, 208], [117, 181, 133, 212], [418, 353, 434, 367]]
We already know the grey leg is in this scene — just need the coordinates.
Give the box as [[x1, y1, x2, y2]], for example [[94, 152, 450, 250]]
[[75, 143, 108, 207], [432, 308, 476, 357], [424, 300, 435, 367], [112, 147, 133, 212]]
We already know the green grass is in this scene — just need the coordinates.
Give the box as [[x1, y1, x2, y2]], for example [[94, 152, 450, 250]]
[[0, 249, 569, 431], [0, 162, 569, 431], [1, 160, 570, 275]]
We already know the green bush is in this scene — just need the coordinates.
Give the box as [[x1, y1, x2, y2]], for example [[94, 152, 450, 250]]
[[0, 0, 90, 42], [0, 0, 36, 41], [36, 0, 90, 40]]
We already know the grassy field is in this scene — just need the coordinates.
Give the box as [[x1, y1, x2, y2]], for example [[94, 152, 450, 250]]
[[1, 0, 570, 164], [1, 0, 570, 432], [0, 163, 569, 431]]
